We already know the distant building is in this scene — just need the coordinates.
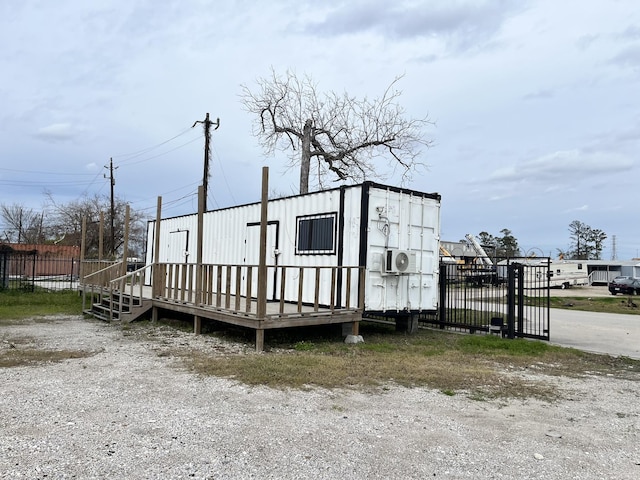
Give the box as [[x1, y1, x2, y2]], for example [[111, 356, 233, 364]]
[[0, 243, 80, 258], [439, 239, 640, 284]]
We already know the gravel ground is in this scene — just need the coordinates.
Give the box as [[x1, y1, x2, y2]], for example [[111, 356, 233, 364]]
[[1, 316, 639, 479]]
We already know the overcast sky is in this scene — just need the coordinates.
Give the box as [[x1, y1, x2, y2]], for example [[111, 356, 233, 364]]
[[1, 0, 638, 259]]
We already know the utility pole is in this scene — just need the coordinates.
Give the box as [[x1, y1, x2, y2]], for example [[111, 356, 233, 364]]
[[192, 113, 220, 211], [104, 158, 118, 257], [611, 235, 617, 260]]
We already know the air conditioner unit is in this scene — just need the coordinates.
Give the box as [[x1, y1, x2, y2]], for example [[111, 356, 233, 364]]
[[384, 249, 418, 274]]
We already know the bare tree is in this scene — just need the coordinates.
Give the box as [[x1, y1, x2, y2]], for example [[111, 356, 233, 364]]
[[44, 193, 146, 259], [0, 203, 44, 244], [241, 69, 433, 193]]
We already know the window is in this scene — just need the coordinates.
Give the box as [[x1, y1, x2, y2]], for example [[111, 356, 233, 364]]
[[296, 213, 336, 254]]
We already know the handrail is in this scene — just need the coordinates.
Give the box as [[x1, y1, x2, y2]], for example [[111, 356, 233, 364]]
[[110, 263, 152, 284], [80, 261, 122, 314], [83, 261, 123, 284], [108, 264, 152, 321]]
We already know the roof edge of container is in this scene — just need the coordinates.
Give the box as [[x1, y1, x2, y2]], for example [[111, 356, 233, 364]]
[[148, 181, 441, 223]]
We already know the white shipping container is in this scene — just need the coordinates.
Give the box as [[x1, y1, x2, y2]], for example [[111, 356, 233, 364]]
[[145, 182, 441, 315]]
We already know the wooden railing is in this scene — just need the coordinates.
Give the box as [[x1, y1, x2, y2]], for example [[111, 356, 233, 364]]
[[81, 261, 122, 287], [80, 261, 123, 313], [109, 264, 152, 321], [154, 263, 365, 318]]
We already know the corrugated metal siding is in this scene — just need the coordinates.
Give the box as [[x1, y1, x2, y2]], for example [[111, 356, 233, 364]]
[[363, 186, 440, 312], [146, 183, 441, 313]]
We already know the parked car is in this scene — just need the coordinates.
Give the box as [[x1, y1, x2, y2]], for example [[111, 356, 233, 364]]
[[608, 277, 640, 295]]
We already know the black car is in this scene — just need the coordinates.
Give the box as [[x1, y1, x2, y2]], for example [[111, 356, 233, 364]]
[[608, 277, 640, 295]]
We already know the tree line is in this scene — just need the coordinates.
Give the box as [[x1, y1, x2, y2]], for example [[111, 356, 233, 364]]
[[474, 220, 607, 260]]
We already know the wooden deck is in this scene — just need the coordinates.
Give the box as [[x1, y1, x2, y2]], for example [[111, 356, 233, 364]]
[[81, 261, 364, 351], [80, 176, 364, 351]]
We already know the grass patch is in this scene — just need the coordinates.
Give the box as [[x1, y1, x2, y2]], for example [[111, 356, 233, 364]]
[[549, 295, 640, 315], [155, 321, 640, 400], [0, 290, 83, 323], [0, 345, 97, 368], [1, 319, 99, 367]]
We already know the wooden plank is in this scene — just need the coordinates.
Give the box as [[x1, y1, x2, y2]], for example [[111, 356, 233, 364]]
[[246, 267, 253, 313], [256, 166, 269, 319], [167, 264, 174, 299], [225, 265, 231, 309], [186, 264, 194, 303], [297, 267, 304, 313], [235, 266, 241, 311], [195, 185, 204, 306], [158, 264, 167, 298], [180, 264, 187, 302], [216, 265, 222, 307], [330, 267, 336, 312], [255, 329, 264, 353], [152, 196, 162, 298], [279, 267, 286, 314]]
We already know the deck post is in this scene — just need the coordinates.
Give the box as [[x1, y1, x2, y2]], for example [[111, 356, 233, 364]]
[[98, 212, 104, 265], [256, 167, 268, 319], [80, 216, 87, 311], [121, 205, 130, 277], [255, 167, 269, 352], [255, 329, 264, 352], [151, 196, 162, 323], [194, 186, 205, 334], [195, 186, 204, 306], [152, 197, 162, 298]]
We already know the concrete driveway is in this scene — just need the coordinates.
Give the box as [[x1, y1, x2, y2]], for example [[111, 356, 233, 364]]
[[549, 307, 640, 359]]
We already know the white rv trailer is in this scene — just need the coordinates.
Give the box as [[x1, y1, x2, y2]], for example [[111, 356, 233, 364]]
[[145, 182, 441, 316], [497, 259, 589, 289], [547, 260, 590, 288]]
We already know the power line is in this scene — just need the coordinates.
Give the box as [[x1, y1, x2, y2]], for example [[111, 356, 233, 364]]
[[0, 167, 96, 176], [112, 127, 196, 162], [116, 135, 203, 168], [0, 179, 104, 187], [211, 143, 236, 205]]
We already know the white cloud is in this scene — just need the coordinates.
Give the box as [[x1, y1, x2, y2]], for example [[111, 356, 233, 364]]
[[302, 0, 523, 53], [34, 123, 79, 143], [563, 204, 589, 214], [486, 150, 634, 183]]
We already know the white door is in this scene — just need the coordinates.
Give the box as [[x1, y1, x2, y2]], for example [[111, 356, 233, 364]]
[[243, 223, 278, 300], [167, 230, 189, 263]]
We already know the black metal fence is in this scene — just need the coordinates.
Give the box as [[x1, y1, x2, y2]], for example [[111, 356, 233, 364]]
[[0, 251, 79, 291], [420, 258, 550, 340]]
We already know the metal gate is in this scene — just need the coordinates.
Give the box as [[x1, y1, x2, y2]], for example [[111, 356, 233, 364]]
[[424, 258, 550, 341], [0, 250, 79, 291]]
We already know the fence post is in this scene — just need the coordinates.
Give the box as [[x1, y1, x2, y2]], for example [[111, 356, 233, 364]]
[[80, 216, 87, 283], [516, 264, 524, 336], [438, 264, 447, 328], [507, 263, 516, 339]]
